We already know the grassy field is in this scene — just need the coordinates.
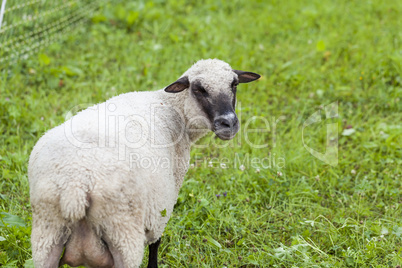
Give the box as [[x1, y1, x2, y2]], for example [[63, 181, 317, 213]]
[[1, 0, 401, 267]]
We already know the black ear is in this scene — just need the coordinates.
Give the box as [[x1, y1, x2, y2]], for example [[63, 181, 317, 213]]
[[165, 76, 190, 93], [233, 70, 261, 83]]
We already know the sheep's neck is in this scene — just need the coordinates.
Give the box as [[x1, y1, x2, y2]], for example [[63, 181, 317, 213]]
[[157, 90, 210, 144]]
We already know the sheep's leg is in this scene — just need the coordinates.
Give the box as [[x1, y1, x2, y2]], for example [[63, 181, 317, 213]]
[[31, 226, 65, 268], [103, 225, 146, 268], [147, 238, 161, 268], [46, 241, 64, 268], [102, 235, 126, 268], [31, 214, 67, 268]]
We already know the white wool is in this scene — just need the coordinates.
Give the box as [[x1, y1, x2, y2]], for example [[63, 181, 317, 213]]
[[28, 59, 239, 267]]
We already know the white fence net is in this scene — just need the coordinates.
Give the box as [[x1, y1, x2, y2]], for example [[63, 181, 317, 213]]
[[0, 0, 108, 69]]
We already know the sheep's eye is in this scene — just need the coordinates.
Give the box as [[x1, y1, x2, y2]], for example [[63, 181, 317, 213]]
[[193, 85, 208, 96], [231, 81, 238, 92], [231, 80, 239, 91]]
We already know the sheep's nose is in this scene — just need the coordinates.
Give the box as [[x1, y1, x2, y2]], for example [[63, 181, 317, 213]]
[[213, 113, 238, 130], [213, 113, 239, 140]]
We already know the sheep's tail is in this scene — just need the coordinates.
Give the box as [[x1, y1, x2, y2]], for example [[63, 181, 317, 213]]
[[59, 182, 90, 222]]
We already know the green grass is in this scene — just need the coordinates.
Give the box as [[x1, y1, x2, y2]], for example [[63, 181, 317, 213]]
[[1, 0, 401, 267]]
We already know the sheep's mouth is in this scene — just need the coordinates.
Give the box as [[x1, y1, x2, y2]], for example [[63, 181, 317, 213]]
[[213, 124, 239, 140]]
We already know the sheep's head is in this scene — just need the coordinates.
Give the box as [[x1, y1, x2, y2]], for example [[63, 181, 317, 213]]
[[165, 59, 260, 140]]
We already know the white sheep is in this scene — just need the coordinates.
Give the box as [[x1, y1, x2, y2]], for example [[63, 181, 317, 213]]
[[28, 59, 260, 268]]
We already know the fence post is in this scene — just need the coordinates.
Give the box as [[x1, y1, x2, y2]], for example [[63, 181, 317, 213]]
[[0, 0, 6, 30]]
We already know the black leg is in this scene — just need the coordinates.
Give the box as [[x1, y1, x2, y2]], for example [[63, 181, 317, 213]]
[[147, 237, 161, 268]]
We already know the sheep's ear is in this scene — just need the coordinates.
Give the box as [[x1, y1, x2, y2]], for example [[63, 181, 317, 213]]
[[233, 70, 261, 83], [165, 76, 190, 93]]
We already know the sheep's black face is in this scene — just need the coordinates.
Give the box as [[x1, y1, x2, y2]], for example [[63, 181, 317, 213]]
[[164, 67, 261, 141], [189, 80, 239, 140]]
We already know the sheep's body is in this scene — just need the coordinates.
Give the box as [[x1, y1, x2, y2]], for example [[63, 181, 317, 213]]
[[29, 59, 260, 267], [29, 90, 194, 266]]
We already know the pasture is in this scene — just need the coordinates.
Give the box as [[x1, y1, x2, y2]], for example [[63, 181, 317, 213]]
[[0, 0, 401, 267]]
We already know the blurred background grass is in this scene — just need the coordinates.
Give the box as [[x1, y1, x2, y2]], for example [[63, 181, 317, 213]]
[[0, 0, 401, 267]]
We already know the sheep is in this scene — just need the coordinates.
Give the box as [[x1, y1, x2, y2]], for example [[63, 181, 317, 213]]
[[28, 58, 260, 268]]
